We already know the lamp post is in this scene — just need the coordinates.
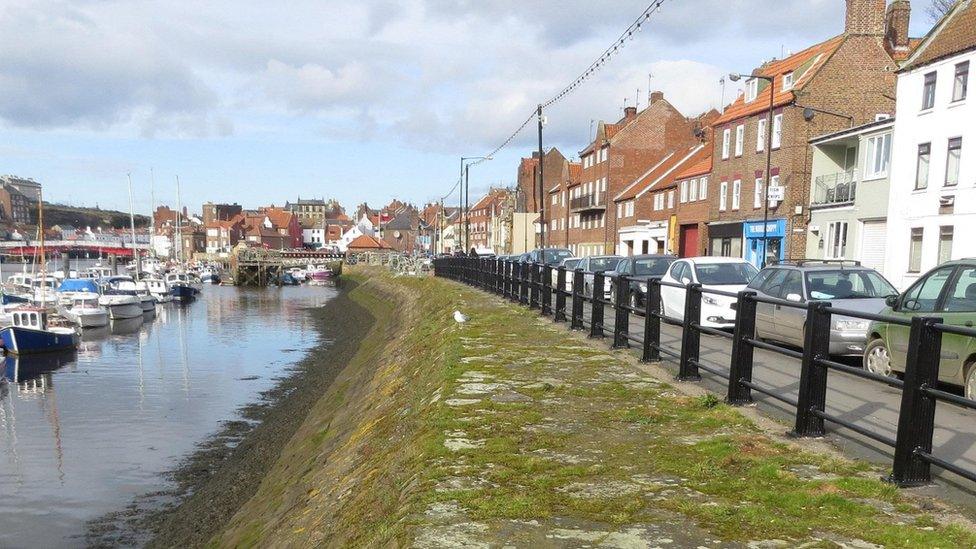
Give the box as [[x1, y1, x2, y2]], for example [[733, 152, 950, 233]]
[[729, 72, 775, 268], [460, 155, 493, 254]]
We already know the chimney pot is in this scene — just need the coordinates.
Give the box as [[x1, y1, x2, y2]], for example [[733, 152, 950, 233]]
[[624, 106, 637, 120], [650, 91, 665, 103], [885, 0, 912, 52], [845, 0, 886, 36]]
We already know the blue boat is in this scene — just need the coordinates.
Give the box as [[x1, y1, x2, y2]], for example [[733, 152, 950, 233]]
[[0, 308, 79, 355], [165, 272, 200, 302]]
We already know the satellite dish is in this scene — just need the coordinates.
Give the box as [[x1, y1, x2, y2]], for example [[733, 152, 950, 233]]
[[394, 230, 402, 239], [803, 107, 815, 121]]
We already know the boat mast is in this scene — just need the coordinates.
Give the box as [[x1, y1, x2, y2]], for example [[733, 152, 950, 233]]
[[37, 188, 46, 304], [127, 172, 141, 279], [175, 175, 183, 268], [149, 167, 156, 257]]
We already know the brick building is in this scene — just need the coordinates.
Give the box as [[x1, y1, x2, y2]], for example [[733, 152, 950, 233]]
[[672, 145, 715, 257], [202, 202, 243, 226], [0, 184, 34, 224], [468, 188, 512, 253], [205, 214, 245, 254], [707, 0, 909, 267], [566, 93, 700, 256], [546, 161, 582, 249], [516, 148, 570, 249]]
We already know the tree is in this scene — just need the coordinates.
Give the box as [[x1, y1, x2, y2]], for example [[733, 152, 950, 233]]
[[926, 0, 957, 22]]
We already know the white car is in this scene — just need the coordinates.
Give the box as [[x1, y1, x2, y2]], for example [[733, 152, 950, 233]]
[[551, 258, 581, 292], [659, 257, 759, 329]]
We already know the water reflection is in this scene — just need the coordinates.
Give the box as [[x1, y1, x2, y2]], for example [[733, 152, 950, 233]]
[[0, 285, 336, 547]]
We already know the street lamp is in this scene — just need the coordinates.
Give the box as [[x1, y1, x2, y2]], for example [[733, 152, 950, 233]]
[[729, 72, 775, 268], [460, 155, 493, 255]]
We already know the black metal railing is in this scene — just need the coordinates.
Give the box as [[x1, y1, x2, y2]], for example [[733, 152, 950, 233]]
[[570, 194, 604, 212], [433, 257, 976, 488]]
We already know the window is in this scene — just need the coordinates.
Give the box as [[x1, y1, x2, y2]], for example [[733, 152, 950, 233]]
[[954, 61, 969, 102], [689, 178, 698, 201], [680, 180, 688, 203], [601, 178, 607, 192], [626, 201, 634, 217], [617, 203, 623, 218], [944, 267, 976, 312], [909, 227, 924, 272], [864, 133, 891, 179], [735, 125, 744, 156], [782, 72, 794, 91], [731, 179, 741, 210], [902, 265, 952, 312], [552, 194, 558, 205], [938, 226, 954, 265], [825, 221, 848, 258], [722, 128, 731, 159], [756, 118, 767, 152], [771, 113, 783, 148], [754, 177, 764, 209], [745, 78, 759, 102], [946, 137, 962, 187], [667, 190, 674, 209], [700, 177, 708, 199], [922, 72, 937, 110], [719, 181, 728, 211], [915, 143, 931, 190]]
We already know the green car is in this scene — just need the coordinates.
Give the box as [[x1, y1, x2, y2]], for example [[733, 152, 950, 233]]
[[865, 260, 976, 400]]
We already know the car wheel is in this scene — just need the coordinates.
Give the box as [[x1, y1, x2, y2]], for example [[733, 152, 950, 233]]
[[965, 363, 976, 401], [864, 339, 894, 378]]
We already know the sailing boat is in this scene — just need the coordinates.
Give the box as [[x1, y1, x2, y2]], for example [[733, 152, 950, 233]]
[[168, 176, 199, 302], [0, 192, 79, 354]]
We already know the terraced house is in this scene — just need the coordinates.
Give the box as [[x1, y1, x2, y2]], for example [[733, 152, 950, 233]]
[[708, 0, 911, 267], [569, 92, 698, 257], [546, 161, 581, 249]]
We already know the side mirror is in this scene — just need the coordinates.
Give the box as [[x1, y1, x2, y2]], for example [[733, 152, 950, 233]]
[[786, 293, 803, 303], [884, 294, 899, 308]]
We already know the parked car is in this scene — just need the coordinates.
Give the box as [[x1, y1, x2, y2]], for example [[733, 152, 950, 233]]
[[748, 260, 898, 356], [527, 248, 574, 266], [578, 255, 623, 298], [606, 255, 677, 308], [864, 260, 976, 399], [660, 257, 758, 328], [551, 257, 581, 291]]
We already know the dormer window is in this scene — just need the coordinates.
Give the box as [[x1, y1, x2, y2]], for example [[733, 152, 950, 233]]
[[745, 79, 759, 102], [782, 72, 794, 91]]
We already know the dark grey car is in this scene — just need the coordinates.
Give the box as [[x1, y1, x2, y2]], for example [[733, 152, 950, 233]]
[[747, 261, 898, 356]]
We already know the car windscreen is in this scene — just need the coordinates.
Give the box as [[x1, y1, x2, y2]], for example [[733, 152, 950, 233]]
[[634, 258, 672, 276], [544, 249, 573, 265], [805, 270, 897, 300], [563, 259, 580, 270], [589, 258, 621, 272], [694, 262, 759, 285]]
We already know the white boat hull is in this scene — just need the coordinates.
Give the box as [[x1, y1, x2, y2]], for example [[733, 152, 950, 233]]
[[61, 308, 110, 328]]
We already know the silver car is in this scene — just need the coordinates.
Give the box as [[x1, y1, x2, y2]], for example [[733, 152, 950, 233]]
[[748, 262, 898, 356], [579, 255, 623, 298]]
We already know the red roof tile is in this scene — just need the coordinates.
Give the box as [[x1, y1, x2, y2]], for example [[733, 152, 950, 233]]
[[672, 147, 713, 180], [714, 35, 845, 125], [347, 234, 389, 250], [903, 1, 976, 70], [614, 144, 707, 201]]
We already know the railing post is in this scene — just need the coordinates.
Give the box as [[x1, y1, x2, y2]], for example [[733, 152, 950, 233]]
[[506, 261, 514, 300], [727, 291, 757, 405], [590, 271, 605, 339], [888, 316, 943, 487], [519, 263, 529, 305], [792, 301, 832, 437], [529, 263, 540, 309], [554, 266, 567, 322], [541, 264, 553, 317], [641, 280, 661, 362], [571, 268, 584, 330], [677, 283, 702, 381], [612, 275, 629, 349]]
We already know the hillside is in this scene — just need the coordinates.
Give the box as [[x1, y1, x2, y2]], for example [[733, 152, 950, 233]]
[[42, 203, 150, 230]]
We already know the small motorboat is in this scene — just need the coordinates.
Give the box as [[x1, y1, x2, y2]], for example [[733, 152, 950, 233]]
[[30, 275, 60, 310], [0, 293, 30, 326], [143, 278, 172, 303], [198, 267, 221, 284], [103, 276, 155, 313], [278, 273, 301, 286], [0, 308, 79, 355], [166, 272, 200, 302], [307, 264, 335, 284], [58, 294, 110, 328]]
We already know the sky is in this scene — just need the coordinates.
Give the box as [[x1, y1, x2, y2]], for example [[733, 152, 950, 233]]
[[0, 0, 938, 215]]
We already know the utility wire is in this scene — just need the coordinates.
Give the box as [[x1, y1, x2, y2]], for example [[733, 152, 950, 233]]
[[456, 0, 668, 176]]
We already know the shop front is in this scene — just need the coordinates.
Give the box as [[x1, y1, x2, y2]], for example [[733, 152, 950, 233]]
[[743, 219, 787, 267], [707, 222, 743, 258]]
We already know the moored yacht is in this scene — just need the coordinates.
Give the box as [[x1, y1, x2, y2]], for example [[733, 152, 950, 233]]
[[0, 308, 79, 355], [165, 272, 200, 302], [58, 294, 110, 328], [96, 277, 144, 320]]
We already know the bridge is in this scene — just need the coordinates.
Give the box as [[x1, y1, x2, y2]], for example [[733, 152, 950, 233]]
[[230, 247, 344, 286]]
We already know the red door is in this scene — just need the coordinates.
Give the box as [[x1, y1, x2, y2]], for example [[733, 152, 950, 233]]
[[679, 224, 698, 258]]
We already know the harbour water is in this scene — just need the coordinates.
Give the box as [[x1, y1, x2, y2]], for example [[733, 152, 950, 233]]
[[0, 283, 337, 547]]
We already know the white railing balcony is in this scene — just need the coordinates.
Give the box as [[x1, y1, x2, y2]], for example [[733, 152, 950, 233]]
[[812, 169, 858, 207]]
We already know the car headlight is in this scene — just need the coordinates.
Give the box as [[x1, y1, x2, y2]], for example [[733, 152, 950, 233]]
[[833, 319, 869, 331], [702, 295, 719, 306]]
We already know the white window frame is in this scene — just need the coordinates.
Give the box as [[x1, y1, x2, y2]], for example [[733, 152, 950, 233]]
[[745, 78, 759, 102], [689, 178, 698, 202], [680, 180, 688, 203], [864, 133, 891, 180], [756, 118, 767, 152], [782, 72, 794, 91], [825, 221, 848, 259], [719, 181, 728, 211], [732, 179, 741, 210], [754, 177, 763, 209], [735, 124, 744, 156], [700, 177, 708, 200], [667, 190, 674, 209], [771, 113, 783, 149], [722, 128, 731, 159]]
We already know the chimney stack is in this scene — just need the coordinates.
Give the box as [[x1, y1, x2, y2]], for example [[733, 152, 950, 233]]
[[623, 106, 637, 120], [845, 0, 886, 36], [650, 91, 665, 104], [885, 1, 912, 53]]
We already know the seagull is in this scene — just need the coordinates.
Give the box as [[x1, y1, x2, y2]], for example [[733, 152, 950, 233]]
[[453, 310, 469, 323]]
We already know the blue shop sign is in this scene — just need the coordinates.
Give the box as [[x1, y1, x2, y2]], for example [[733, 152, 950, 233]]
[[743, 219, 786, 238]]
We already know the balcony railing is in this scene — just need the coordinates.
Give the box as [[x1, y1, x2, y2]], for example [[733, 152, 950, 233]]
[[570, 194, 604, 212], [812, 169, 858, 207]]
